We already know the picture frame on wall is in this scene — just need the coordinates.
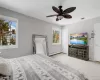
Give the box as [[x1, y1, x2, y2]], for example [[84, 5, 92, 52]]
[[52, 28, 61, 45]]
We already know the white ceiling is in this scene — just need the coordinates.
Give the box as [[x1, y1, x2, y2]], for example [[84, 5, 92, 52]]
[[0, 0, 100, 26]]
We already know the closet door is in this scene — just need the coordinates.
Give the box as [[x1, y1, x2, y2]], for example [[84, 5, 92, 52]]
[[94, 23, 100, 61]]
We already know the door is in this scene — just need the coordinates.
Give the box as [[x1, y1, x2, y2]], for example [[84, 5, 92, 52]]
[[94, 23, 100, 61]]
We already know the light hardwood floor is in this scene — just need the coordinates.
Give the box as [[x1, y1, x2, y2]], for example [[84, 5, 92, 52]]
[[51, 53, 100, 80]]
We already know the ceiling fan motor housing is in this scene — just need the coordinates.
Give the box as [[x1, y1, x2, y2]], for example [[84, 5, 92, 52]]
[[59, 6, 62, 9], [58, 6, 63, 15]]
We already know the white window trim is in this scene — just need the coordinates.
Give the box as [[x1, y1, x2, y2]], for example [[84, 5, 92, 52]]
[[0, 15, 18, 49]]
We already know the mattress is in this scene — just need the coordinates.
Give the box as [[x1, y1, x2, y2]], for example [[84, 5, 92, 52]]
[[6, 54, 87, 80]]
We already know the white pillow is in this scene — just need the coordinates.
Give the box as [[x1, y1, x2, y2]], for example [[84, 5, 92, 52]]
[[0, 57, 11, 76]]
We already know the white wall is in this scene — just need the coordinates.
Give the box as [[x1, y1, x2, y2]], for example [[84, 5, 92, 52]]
[[62, 17, 100, 60], [0, 7, 62, 58]]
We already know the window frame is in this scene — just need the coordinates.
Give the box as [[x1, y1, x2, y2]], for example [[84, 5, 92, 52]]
[[0, 15, 18, 49]]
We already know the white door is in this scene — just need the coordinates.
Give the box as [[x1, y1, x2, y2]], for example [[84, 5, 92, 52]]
[[62, 27, 68, 54], [94, 23, 100, 61]]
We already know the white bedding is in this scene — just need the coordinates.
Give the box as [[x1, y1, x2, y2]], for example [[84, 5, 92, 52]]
[[4, 54, 88, 80]]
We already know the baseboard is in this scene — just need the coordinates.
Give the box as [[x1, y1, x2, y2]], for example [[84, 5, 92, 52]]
[[62, 52, 67, 54], [49, 52, 62, 56]]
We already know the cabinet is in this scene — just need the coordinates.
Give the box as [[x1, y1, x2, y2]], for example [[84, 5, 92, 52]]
[[68, 45, 89, 61]]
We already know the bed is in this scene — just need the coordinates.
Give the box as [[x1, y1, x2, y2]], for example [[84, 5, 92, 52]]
[[1, 54, 87, 80], [0, 34, 88, 80]]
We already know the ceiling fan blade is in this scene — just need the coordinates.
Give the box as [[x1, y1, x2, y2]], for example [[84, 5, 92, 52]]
[[63, 7, 76, 13], [46, 14, 57, 17], [63, 14, 72, 19], [56, 18, 59, 21], [52, 6, 60, 13]]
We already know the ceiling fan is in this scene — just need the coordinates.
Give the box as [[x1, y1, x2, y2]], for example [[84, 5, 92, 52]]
[[46, 6, 76, 21]]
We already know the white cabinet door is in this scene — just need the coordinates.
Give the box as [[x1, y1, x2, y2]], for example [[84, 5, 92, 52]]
[[94, 23, 100, 61]]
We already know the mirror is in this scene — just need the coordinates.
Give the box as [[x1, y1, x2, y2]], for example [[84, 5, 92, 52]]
[[32, 34, 49, 56]]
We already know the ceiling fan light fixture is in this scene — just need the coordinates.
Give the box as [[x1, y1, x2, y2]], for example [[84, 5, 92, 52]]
[[58, 16, 63, 20]]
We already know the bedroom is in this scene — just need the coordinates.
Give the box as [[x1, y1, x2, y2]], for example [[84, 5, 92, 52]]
[[0, 0, 100, 80]]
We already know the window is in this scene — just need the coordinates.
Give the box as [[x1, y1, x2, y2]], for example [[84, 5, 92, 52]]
[[0, 15, 18, 49]]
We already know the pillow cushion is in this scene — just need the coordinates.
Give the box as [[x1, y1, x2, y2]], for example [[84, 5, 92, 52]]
[[0, 57, 11, 80]]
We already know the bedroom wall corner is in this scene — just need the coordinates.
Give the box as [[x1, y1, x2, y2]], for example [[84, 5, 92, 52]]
[[44, 25, 62, 55], [62, 16, 100, 60], [0, 7, 62, 58]]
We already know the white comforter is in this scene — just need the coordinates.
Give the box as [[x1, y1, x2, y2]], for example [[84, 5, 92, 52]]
[[0, 54, 88, 80]]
